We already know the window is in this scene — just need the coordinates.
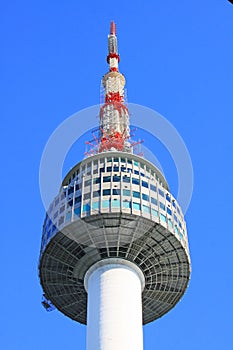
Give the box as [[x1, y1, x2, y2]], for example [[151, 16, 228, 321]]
[[113, 175, 120, 182], [160, 202, 165, 211], [113, 189, 120, 195], [112, 199, 120, 208], [102, 200, 109, 208], [114, 157, 119, 162], [132, 178, 140, 185], [133, 191, 140, 198], [133, 202, 141, 210], [100, 167, 105, 173], [134, 161, 138, 166], [168, 219, 172, 228], [103, 189, 111, 196], [74, 207, 81, 216], [152, 209, 158, 217], [75, 183, 82, 191], [121, 166, 126, 172], [177, 207, 180, 215], [142, 193, 149, 201], [167, 207, 172, 215], [160, 213, 166, 222], [159, 189, 164, 197], [123, 176, 130, 183], [150, 184, 157, 192], [93, 177, 100, 184], [82, 203, 90, 213], [142, 205, 150, 213], [113, 166, 119, 172], [68, 187, 74, 195], [166, 194, 171, 202], [127, 159, 132, 164], [174, 214, 178, 222], [151, 197, 157, 205], [123, 189, 130, 196], [172, 201, 176, 208], [103, 176, 111, 183], [107, 157, 112, 163], [107, 167, 112, 172], [121, 158, 126, 163], [134, 170, 139, 175], [142, 180, 148, 188], [75, 195, 81, 204], [92, 202, 99, 210], [123, 201, 131, 209], [93, 190, 100, 198], [84, 193, 90, 200]]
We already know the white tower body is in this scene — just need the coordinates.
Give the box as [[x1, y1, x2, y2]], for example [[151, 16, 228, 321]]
[[84, 259, 145, 350]]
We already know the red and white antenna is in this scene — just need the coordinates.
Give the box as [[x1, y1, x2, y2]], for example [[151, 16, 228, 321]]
[[99, 21, 131, 153], [86, 21, 143, 155]]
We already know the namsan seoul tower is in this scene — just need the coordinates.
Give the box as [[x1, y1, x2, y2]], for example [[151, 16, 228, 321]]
[[39, 22, 191, 350]]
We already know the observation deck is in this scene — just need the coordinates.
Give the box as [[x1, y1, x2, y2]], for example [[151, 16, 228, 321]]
[[39, 152, 191, 324]]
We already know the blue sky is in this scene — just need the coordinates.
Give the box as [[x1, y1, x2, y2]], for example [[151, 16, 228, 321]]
[[1, 1, 233, 349]]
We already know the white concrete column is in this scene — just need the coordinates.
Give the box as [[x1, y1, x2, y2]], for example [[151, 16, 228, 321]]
[[84, 258, 145, 350]]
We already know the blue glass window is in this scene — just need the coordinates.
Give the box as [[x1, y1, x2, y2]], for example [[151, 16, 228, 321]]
[[123, 176, 130, 183], [68, 187, 74, 195], [107, 167, 112, 172], [103, 189, 111, 196], [100, 167, 105, 173], [113, 189, 120, 195], [177, 207, 180, 215], [113, 175, 120, 182], [75, 195, 81, 204], [140, 172, 145, 177], [134, 170, 139, 175], [85, 179, 91, 186], [92, 202, 99, 210], [74, 207, 81, 216], [123, 189, 130, 196], [123, 201, 131, 209], [112, 199, 120, 208], [166, 194, 171, 202], [132, 178, 140, 185], [75, 183, 82, 190], [83, 203, 90, 212], [168, 219, 172, 227], [127, 159, 132, 164], [93, 190, 100, 198], [142, 180, 148, 188], [113, 166, 119, 172], [133, 191, 140, 198], [174, 214, 178, 222], [160, 213, 166, 222], [175, 226, 179, 234], [134, 161, 138, 166], [152, 209, 158, 217], [159, 189, 164, 197], [142, 205, 150, 213], [133, 202, 141, 210], [160, 202, 165, 211], [151, 197, 157, 205], [150, 184, 157, 192], [114, 157, 119, 162], [142, 193, 149, 201], [103, 176, 111, 183], [102, 200, 109, 208], [172, 201, 176, 208], [107, 157, 112, 162], [84, 193, 90, 200], [167, 207, 172, 215], [121, 158, 126, 163], [121, 167, 126, 172]]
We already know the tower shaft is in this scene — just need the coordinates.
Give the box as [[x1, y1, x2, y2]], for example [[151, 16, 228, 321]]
[[84, 259, 145, 350]]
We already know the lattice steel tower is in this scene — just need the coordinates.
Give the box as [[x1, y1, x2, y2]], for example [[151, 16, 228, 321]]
[[39, 22, 191, 350]]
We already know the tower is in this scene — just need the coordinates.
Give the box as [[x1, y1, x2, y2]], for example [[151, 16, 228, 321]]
[[39, 22, 191, 350]]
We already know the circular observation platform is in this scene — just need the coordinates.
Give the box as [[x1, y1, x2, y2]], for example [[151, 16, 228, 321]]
[[39, 152, 191, 324]]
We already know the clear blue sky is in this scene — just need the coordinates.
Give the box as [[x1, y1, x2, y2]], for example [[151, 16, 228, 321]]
[[1, 1, 233, 349]]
